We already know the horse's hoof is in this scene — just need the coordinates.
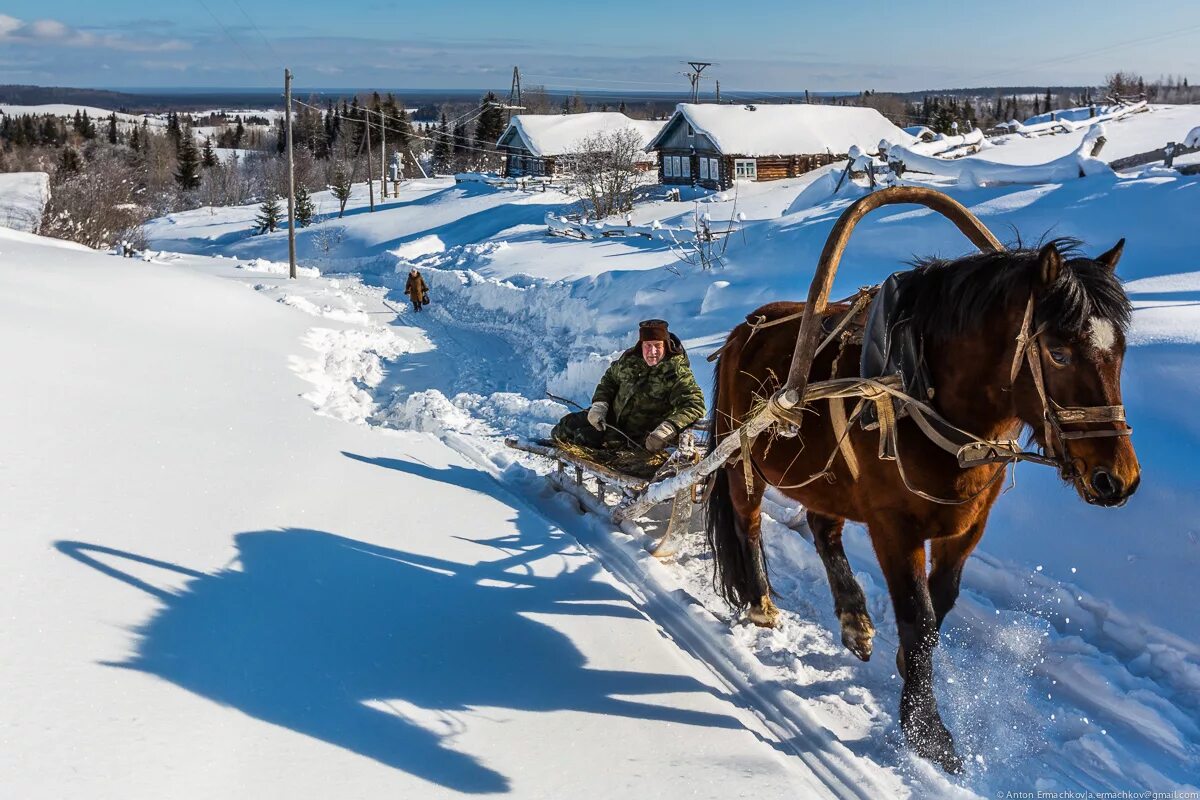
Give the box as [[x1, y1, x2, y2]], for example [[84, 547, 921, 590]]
[[937, 749, 965, 775], [839, 611, 874, 661], [903, 714, 963, 774], [747, 596, 779, 628]]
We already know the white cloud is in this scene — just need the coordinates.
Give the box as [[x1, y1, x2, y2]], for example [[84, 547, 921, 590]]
[[0, 15, 189, 52]]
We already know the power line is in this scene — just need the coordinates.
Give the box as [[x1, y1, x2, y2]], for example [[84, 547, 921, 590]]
[[964, 22, 1200, 85], [290, 97, 509, 160], [194, 0, 268, 77], [230, 0, 283, 66]]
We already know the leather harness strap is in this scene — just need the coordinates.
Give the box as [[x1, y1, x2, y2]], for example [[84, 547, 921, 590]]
[[743, 288, 1131, 504]]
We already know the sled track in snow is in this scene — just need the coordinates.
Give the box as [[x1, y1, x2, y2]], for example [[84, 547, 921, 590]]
[[438, 431, 901, 800]]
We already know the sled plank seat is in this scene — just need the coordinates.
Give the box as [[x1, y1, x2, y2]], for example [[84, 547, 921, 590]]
[[504, 437, 650, 491]]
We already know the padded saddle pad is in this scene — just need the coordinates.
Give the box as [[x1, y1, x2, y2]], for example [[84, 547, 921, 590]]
[[859, 271, 932, 426]]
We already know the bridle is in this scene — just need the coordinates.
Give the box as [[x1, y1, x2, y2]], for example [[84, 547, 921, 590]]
[[1007, 293, 1131, 481]]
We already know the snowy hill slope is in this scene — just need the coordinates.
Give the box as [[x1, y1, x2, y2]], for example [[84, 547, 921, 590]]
[[15, 107, 1197, 796], [0, 227, 843, 798], [0, 171, 49, 232]]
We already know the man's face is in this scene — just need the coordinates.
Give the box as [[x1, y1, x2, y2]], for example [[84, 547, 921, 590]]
[[642, 340, 665, 367]]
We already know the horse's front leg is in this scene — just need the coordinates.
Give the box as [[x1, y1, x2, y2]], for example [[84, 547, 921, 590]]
[[928, 512, 990, 631], [807, 510, 874, 661], [871, 521, 963, 773]]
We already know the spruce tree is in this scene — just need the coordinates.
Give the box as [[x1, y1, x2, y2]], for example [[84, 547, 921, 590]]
[[431, 112, 451, 174], [108, 113, 118, 144], [175, 128, 202, 190], [255, 193, 282, 233], [201, 136, 217, 168], [130, 125, 141, 152], [452, 121, 469, 172], [58, 145, 83, 175], [295, 185, 315, 227], [474, 91, 506, 171], [1044, 88, 1053, 112], [330, 162, 353, 217], [167, 112, 181, 148]]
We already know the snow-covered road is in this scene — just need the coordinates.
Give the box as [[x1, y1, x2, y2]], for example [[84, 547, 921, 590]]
[[0, 228, 830, 798]]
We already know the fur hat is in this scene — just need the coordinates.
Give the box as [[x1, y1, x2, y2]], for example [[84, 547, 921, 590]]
[[638, 319, 670, 344]]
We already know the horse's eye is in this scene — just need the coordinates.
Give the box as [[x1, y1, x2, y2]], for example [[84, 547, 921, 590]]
[[1048, 348, 1072, 366]]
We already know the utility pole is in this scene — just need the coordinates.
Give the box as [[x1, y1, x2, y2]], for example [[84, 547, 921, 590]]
[[685, 61, 712, 103], [378, 106, 388, 199], [715, 80, 721, 104], [284, 68, 297, 279], [364, 109, 375, 212]]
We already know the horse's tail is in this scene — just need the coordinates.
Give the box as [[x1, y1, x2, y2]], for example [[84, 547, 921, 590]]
[[704, 343, 761, 609]]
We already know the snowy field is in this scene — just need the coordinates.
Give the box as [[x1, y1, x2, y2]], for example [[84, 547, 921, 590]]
[[0, 171, 49, 232], [3, 104, 1200, 797]]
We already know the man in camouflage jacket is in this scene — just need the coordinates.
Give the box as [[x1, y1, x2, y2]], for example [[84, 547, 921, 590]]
[[551, 319, 706, 452]]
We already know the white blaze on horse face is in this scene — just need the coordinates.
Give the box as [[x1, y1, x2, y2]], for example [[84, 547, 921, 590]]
[[1087, 317, 1117, 354]]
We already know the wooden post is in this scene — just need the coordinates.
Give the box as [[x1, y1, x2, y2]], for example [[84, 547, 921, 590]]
[[364, 111, 375, 212], [379, 107, 387, 200], [1165, 142, 1176, 168], [284, 68, 297, 280]]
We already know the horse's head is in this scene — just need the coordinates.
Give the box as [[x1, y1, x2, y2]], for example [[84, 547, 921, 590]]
[[1012, 240, 1140, 507]]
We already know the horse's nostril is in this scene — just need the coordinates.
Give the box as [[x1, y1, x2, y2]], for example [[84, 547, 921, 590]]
[[1091, 468, 1122, 500]]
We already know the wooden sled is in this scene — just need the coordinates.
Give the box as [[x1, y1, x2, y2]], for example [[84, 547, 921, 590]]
[[504, 433, 704, 559]]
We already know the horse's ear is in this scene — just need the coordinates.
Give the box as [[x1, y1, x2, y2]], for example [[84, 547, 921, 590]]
[[1095, 238, 1125, 273], [1036, 242, 1062, 288]]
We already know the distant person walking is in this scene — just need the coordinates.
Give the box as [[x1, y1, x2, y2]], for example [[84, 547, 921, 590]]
[[404, 267, 429, 313]]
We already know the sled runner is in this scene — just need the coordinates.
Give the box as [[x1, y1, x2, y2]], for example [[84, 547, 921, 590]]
[[505, 426, 706, 558]]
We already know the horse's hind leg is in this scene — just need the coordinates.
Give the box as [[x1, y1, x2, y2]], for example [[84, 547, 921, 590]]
[[730, 470, 778, 627], [871, 519, 963, 773], [807, 510, 874, 661]]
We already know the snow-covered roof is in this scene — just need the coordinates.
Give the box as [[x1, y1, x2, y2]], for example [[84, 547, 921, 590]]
[[646, 103, 914, 157], [498, 113, 664, 157]]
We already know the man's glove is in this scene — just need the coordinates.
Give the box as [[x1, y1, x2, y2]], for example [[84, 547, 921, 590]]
[[587, 402, 608, 431], [644, 421, 676, 452]]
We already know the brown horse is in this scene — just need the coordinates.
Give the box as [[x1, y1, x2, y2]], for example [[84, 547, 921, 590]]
[[705, 194, 1139, 772]]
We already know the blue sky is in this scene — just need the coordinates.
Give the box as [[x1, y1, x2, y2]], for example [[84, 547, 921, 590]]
[[2, 1, 1197, 92]]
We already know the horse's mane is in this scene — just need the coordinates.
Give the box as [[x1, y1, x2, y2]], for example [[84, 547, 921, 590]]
[[895, 238, 1132, 342]]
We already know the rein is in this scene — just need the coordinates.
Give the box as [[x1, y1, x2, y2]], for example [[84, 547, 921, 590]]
[[744, 290, 1130, 505]]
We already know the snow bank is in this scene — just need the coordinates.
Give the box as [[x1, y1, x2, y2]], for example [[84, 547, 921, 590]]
[[291, 326, 412, 423], [888, 124, 1111, 186], [376, 388, 565, 440], [903, 128, 985, 157], [1185, 127, 1200, 148], [238, 257, 320, 277], [0, 172, 49, 232], [1001, 102, 1148, 137]]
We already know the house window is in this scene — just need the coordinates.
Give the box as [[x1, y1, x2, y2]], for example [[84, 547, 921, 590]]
[[664, 156, 675, 178], [734, 158, 757, 180], [699, 158, 710, 180], [680, 156, 691, 178], [687, 123, 695, 138], [708, 158, 720, 182]]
